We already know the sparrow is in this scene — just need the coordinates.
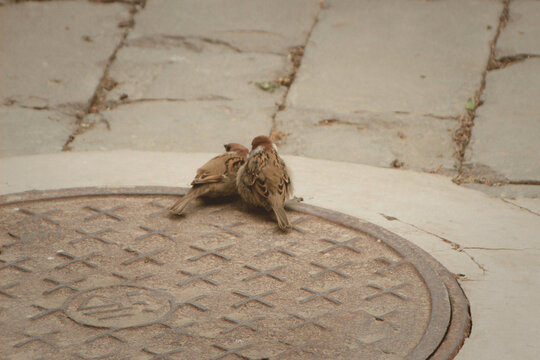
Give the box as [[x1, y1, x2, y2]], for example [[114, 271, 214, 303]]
[[169, 143, 249, 215], [237, 135, 293, 232]]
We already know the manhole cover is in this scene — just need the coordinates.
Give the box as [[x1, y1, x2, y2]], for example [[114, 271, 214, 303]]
[[0, 187, 469, 360]]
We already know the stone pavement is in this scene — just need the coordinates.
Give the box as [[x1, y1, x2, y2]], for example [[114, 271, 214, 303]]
[[0, 0, 539, 359]]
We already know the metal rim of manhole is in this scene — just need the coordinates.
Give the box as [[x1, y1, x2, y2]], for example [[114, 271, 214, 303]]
[[0, 186, 470, 360]]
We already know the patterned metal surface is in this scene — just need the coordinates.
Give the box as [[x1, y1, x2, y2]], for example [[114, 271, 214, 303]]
[[0, 187, 469, 360]]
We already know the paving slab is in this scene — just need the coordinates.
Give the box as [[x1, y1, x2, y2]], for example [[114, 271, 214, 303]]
[[0, 107, 76, 158], [275, 0, 500, 172], [70, 0, 315, 153], [70, 101, 271, 153], [276, 108, 459, 171], [129, 0, 320, 54], [104, 44, 288, 104], [496, 0, 540, 58], [467, 59, 540, 181], [285, 0, 500, 116], [457, 249, 540, 360], [0, 1, 130, 107]]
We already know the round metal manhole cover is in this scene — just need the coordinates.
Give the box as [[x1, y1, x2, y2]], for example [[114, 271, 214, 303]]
[[0, 187, 469, 360]]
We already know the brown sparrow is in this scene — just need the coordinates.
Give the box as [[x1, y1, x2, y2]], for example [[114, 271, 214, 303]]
[[169, 143, 248, 215], [237, 135, 293, 232]]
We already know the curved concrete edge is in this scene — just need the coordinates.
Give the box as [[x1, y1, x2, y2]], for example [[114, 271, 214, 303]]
[[1, 150, 539, 359]]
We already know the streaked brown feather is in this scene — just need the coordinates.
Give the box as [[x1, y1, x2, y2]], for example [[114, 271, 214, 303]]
[[169, 144, 248, 215]]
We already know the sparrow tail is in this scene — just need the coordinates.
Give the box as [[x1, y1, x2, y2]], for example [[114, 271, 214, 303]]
[[169, 187, 208, 215], [272, 205, 291, 232]]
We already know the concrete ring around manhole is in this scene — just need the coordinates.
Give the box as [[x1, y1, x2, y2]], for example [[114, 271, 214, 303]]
[[0, 186, 470, 360]]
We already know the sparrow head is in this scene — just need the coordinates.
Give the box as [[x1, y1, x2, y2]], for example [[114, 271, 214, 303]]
[[251, 135, 275, 151], [224, 143, 249, 157]]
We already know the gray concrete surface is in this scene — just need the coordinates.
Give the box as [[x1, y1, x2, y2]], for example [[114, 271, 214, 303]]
[[275, 108, 458, 171], [0, 107, 76, 157], [457, 249, 540, 360], [275, 0, 500, 173], [72, 101, 272, 153], [129, 0, 319, 55], [464, 183, 540, 199], [0, 1, 130, 107], [1, 0, 540, 358], [495, 0, 540, 57], [284, 0, 500, 117], [68, 0, 318, 153], [467, 59, 540, 181], [1, 0, 538, 187], [104, 47, 287, 102]]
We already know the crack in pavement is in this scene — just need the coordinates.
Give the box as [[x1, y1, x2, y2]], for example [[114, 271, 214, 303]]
[[316, 118, 361, 127], [422, 113, 460, 121], [125, 34, 264, 54], [100, 95, 232, 111], [62, 2, 142, 151], [508, 180, 540, 186], [462, 246, 540, 251], [489, 53, 540, 70], [269, 2, 324, 142], [452, 0, 510, 183], [126, 34, 285, 57], [196, 36, 243, 53], [90, 0, 146, 5], [379, 213, 488, 273], [452, 1, 540, 187], [3, 98, 90, 121], [500, 198, 540, 217]]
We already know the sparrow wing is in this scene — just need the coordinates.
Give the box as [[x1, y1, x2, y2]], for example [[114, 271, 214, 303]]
[[239, 151, 269, 204], [277, 156, 292, 199], [254, 174, 270, 200], [191, 174, 224, 185], [190, 153, 229, 185], [262, 162, 289, 202]]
